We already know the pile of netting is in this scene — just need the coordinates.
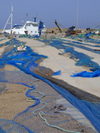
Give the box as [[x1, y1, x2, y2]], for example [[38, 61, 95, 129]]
[[0, 38, 100, 132], [64, 47, 100, 71], [38, 37, 100, 77], [66, 33, 100, 44]]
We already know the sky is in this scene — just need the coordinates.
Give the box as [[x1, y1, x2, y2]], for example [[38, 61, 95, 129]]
[[0, 0, 100, 29]]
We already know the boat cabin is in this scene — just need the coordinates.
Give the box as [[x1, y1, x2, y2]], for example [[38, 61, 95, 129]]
[[24, 21, 39, 36]]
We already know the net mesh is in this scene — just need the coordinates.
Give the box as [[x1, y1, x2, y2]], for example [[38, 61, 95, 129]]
[[0, 38, 100, 133], [38, 37, 100, 77]]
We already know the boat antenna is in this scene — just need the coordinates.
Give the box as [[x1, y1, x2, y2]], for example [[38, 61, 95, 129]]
[[2, 5, 13, 34], [32, 12, 37, 22], [26, 13, 28, 21]]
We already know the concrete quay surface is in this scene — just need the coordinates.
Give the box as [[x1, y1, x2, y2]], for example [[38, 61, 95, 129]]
[[18, 37, 100, 98]]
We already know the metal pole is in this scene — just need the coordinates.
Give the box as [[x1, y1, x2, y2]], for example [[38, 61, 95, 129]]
[[2, 14, 11, 32], [11, 6, 13, 34], [77, 0, 79, 29]]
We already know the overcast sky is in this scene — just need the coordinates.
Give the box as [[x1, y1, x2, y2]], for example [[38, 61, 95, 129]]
[[0, 0, 100, 29]]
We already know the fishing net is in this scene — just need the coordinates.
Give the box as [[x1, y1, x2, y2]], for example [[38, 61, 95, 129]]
[[0, 69, 97, 133], [0, 38, 100, 132], [66, 33, 100, 44], [38, 37, 100, 77]]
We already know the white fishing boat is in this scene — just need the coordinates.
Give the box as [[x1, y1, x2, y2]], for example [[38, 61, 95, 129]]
[[3, 24, 27, 35], [2, 6, 46, 37], [4, 21, 39, 36]]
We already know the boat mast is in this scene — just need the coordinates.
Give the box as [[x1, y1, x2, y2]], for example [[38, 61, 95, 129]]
[[2, 6, 13, 34]]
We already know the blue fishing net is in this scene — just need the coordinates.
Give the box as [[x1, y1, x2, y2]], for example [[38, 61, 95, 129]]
[[66, 33, 100, 44], [0, 38, 100, 132], [64, 47, 100, 71], [71, 70, 100, 77], [37, 37, 100, 77]]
